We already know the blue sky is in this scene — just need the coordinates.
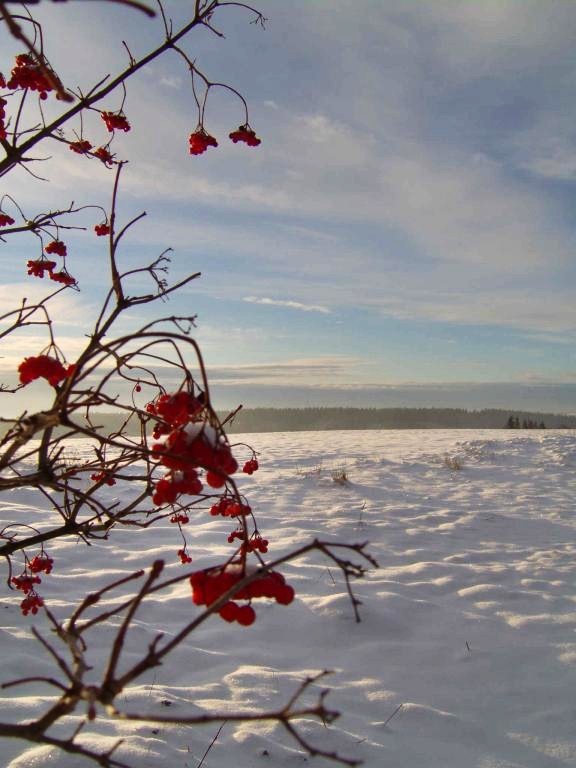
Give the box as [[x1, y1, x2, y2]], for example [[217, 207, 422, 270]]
[[1, 0, 575, 414]]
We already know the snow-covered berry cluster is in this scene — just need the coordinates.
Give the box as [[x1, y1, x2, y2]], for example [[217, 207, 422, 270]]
[[190, 563, 294, 627], [148, 391, 240, 504]]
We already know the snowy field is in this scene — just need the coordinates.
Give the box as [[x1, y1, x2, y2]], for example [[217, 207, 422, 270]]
[[1, 428, 576, 768]]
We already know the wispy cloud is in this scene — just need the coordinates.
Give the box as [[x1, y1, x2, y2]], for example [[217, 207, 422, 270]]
[[0, 285, 92, 329], [0, 335, 89, 379], [243, 296, 331, 314], [159, 76, 183, 90], [208, 356, 362, 386]]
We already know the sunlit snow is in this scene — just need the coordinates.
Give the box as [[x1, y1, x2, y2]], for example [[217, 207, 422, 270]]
[[1, 429, 575, 768]]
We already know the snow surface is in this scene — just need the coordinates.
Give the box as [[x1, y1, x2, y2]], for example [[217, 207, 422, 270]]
[[1, 429, 576, 768]]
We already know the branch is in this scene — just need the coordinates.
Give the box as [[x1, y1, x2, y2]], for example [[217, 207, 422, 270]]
[[0, 1, 220, 176]]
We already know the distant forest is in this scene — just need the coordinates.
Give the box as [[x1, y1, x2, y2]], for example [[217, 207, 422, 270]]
[[3, 408, 574, 440], [221, 407, 576, 433]]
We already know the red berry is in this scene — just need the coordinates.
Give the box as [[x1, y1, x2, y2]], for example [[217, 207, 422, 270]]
[[275, 585, 295, 605], [206, 470, 225, 489], [219, 601, 240, 622], [236, 605, 256, 626]]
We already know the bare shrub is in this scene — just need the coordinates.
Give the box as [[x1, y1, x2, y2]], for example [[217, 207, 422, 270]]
[[0, 3, 374, 766]]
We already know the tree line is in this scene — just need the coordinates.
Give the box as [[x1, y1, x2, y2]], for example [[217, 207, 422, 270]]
[[505, 416, 546, 429], [5, 407, 572, 440], [221, 407, 576, 433]]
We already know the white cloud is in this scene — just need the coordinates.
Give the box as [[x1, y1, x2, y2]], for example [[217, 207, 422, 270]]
[[0, 334, 89, 374], [159, 76, 183, 90], [243, 296, 330, 314], [373, 286, 576, 337], [110, 105, 572, 276], [506, 115, 576, 182], [0, 284, 91, 328]]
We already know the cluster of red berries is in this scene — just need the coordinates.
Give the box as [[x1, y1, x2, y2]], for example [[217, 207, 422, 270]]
[[147, 391, 203, 429], [27, 258, 56, 278], [19, 593, 45, 615], [189, 124, 261, 156], [18, 355, 75, 386], [101, 111, 131, 132], [243, 535, 269, 554], [68, 140, 116, 166], [177, 548, 192, 564], [11, 574, 41, 593], [5, 54, 53, 99], [49, 269, 76, 286], [189, 128, 218, 155], [190, 564, 295, 626], [148, 391, 240, 503], [0, 212, 15, 227], [94, 222, 110, 236], [229, 125, 261, 146], [45, 239, 67, 257], [90, 471, 116, 486], [153, 469, 203, 505], [26, 238, 77, 286], [227, 530, 269, 553], [209, 496, 251, 518], [26, 259, 75, 285], [94, 146, 115, 165], [69, 139, 93, 154], [1, 55, 63, 138], [242, 458, 259, 475], [170, 513, 189, 525], [29, 555, 54, 574], [11, 552, 54, 616]]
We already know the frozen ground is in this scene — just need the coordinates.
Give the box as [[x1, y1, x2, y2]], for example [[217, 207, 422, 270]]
[[1, 429, 576, 768]]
